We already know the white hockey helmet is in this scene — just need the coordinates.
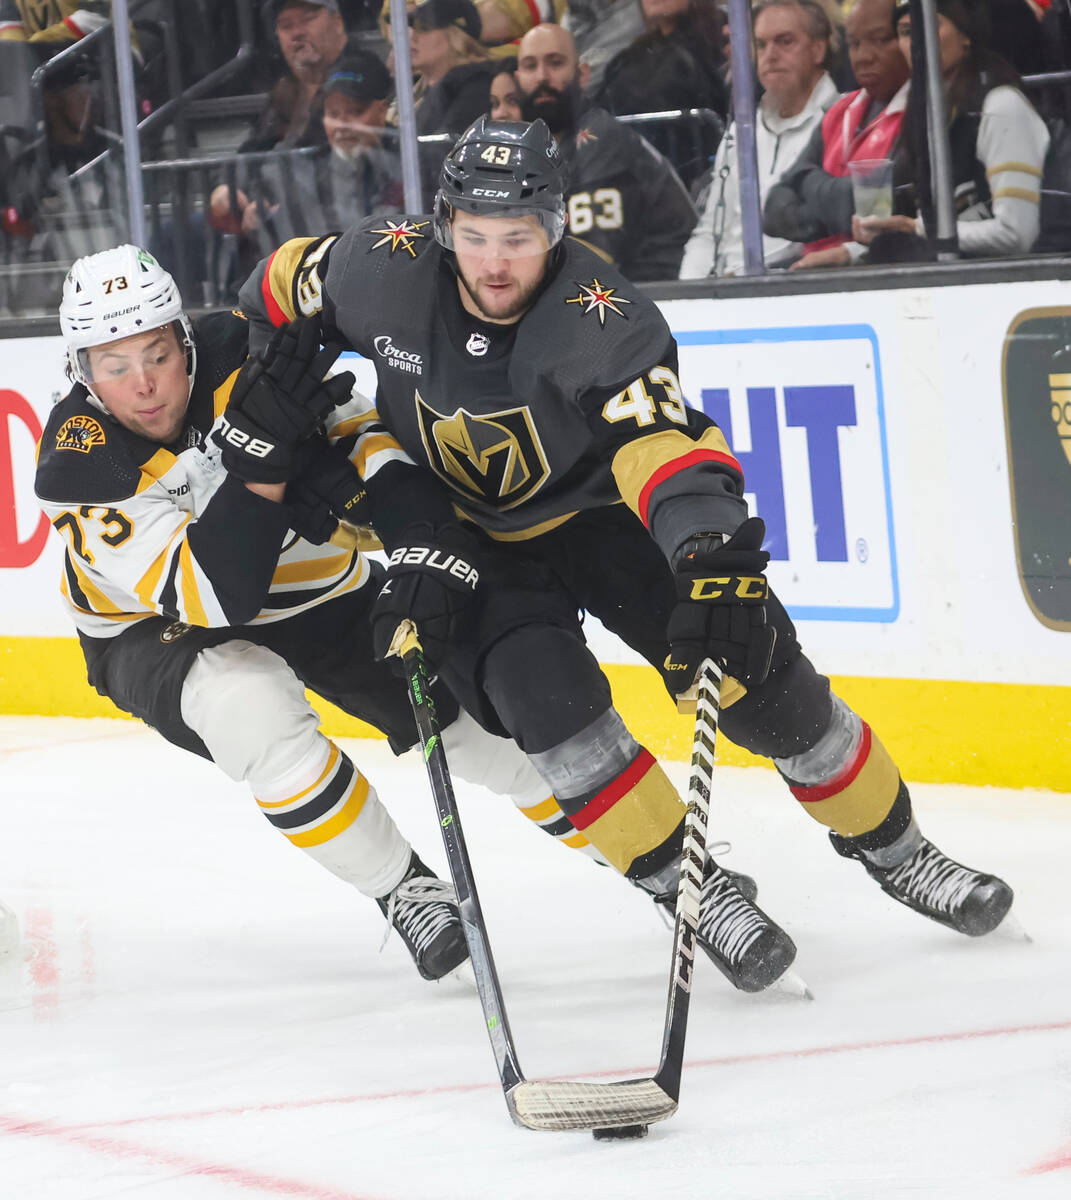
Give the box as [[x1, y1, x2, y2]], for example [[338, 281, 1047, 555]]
[[59, 244, 197, 404]]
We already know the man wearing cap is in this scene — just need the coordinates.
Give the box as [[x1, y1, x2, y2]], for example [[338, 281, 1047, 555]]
[[240, 50, 403, 247], [208, 1, 353, 234]]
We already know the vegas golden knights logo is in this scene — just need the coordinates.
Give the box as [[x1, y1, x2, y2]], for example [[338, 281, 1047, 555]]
[[1002, 309, 1071, 630], [415, 391, 550, 509]]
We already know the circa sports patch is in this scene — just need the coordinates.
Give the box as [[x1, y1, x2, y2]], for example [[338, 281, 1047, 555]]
[[564, 278, 631, 325], [366, 219, 430, 259], [56, 415, 106, 453]]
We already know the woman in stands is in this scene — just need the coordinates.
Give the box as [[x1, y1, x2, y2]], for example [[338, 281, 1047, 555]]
[[855, 0, 1050, 259], [592, 0, 728, 187]]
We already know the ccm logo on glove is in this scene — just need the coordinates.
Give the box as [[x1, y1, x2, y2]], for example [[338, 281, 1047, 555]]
[[387, 545, 479, 589], [217, 413, 275, 459], [688, 575, 768, 602]]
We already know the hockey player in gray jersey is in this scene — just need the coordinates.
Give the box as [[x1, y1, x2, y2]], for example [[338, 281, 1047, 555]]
[[34, 244, 561, 983], [241, 117, 1015, 992]]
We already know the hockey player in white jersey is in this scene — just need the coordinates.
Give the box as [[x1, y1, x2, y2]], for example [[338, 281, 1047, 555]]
[[33, 244, 557, 983]]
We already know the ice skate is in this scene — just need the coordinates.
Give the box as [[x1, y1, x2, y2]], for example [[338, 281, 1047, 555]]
[[377, 854, 469, 981], [654, 860, 798, 993], [830, 832, 1014, 937]]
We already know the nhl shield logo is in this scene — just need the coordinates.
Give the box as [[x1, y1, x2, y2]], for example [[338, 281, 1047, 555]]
[[415, 391, 550, 510], [56, 414, 106, 453], [159, 620, 192, 644]]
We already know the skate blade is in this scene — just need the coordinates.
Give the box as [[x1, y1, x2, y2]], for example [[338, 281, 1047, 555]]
[[760, 966, 813, 1001], [992, 909, 1032, 944], [441, 957, 478, 990]]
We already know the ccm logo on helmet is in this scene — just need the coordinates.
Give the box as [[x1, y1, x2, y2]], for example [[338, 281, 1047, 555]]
[[471, 189, 511, 198], [388, 545, 479, 589]]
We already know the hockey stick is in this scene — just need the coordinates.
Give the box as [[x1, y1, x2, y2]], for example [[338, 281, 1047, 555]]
[[391, 619, 719, 1132]]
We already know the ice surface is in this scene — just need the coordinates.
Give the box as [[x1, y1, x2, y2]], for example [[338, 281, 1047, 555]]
[[1, 716, 1069, 1200]]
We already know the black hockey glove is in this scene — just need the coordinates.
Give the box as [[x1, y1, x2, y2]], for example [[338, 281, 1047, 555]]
[[284, 438, 372, 545], [213, 316, 355, 485], [666, 516, 777, 692], [370, 522, 482, 670]]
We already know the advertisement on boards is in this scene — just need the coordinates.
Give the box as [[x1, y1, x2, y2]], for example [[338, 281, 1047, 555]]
[[1003, 307, 1071, 631], [675, 323, 898, 623], [0, 336, 71, 635]]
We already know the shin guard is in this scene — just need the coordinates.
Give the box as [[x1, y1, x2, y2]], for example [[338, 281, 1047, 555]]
[[774, 694, 907, 845], [530, 708, 685, 880]]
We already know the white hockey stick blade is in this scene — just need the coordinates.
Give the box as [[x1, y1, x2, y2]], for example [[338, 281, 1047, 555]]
[[508, 1079, 677, 1132]]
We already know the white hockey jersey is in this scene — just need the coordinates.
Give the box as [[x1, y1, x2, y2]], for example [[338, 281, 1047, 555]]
[[34, 311, 403, 641]]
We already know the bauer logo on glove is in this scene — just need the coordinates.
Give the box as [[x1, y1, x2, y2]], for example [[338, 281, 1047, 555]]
[[387, 546, 480, 590]]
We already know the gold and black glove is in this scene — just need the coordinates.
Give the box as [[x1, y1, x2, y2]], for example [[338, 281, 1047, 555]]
[[666, 516, 777, 691]]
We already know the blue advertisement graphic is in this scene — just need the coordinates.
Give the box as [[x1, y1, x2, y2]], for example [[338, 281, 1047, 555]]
[[674, 325, 899, 623]]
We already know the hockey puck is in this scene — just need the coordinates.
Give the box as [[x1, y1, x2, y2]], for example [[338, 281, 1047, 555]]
[[592, 1124, 649, 1141]]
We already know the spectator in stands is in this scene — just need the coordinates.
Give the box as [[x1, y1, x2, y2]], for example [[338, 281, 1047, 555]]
[[241, 50, 403, 246], [0, 2, 116, 170], [679, 0, 839, 277], [380, 0, 564, 52], [563, 0, 647, 94], [474, 0, 565, 45], [853, 0, 1050, 260], [489, 55, 522, 119], [763, 0, 909, 269], [208, 0, 351, 235], [515, 21, 696, 280], [406, 0, 496, 138], [385, 0, 496, 198], [596, 0, 727, 119], [593, 0, 728, 188]]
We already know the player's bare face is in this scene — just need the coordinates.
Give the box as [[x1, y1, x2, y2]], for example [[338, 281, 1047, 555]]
[[87, 326, 189, 444], [451, 211, 551, 324]]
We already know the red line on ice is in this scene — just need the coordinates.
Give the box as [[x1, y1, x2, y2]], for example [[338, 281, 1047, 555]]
[[0, 1113, 382, 1200], [62, 1015, 1071, 1131], [1024, 1141, 1071, 1175]]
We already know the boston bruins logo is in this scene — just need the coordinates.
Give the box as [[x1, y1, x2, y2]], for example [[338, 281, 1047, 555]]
[[56, 414, 106, 453], [415, 391, 550, 510]]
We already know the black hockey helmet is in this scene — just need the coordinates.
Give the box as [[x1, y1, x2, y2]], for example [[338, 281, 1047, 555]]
[[434, 116, 567, 251]]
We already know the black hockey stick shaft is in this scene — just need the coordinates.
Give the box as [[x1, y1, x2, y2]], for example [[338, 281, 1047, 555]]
[[653, 657, 720, 1102], [390, 621, 526, 1098]]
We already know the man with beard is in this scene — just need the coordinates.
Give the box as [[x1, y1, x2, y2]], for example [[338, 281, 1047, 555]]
[[238, 118, 1016, 997], [514, 22, 697, 282]]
